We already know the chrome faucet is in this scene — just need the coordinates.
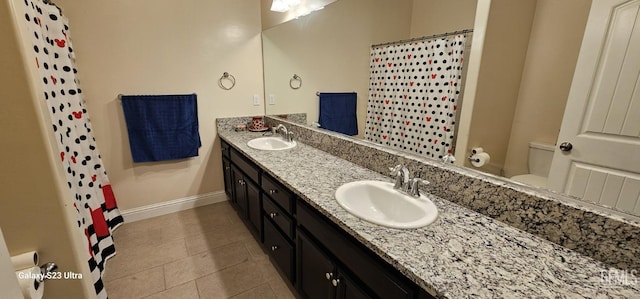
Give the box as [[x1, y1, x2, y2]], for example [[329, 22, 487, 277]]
[[389, 164, 410, 190], [276, 124, 287, 135], [275, 124, 294, 142], [389, 164, 430, 197]]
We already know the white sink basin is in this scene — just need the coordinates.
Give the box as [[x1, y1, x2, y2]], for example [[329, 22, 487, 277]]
[[247, 137, 297, 151], [335, 180, 438, 229]]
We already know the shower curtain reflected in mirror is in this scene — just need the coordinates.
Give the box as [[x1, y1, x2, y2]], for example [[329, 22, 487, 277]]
[[365, 33, 468, 161]]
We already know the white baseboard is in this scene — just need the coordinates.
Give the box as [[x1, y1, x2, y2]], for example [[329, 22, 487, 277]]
[[121, 191, 229, 223]]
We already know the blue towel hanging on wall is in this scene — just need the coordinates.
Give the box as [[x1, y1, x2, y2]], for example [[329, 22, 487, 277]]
[[318, 92, 358, 136], [121, 94, 201, 163]]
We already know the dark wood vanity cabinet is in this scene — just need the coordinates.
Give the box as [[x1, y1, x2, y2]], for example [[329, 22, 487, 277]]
[[297, 202, 418, 299], [221, 141, 234, 201], [224, 140, 262, 241], [262, 173, 296, 282], [222, 158, 233, 201], [262, 174, 295, 215], [297, 229, 370, 299], [220, 138, 433, 299], [264, 216, 295, 281], [229, 165, 245, 211], [246, 177, 262, 240], [230, 164, 262, 240]]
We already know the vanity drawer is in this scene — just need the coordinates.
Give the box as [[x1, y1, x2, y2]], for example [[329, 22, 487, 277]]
[[263, 196, 295, 240], [261, 174, 294, 214], [230, 147, 260, 183], [264, 217, 294, 282]]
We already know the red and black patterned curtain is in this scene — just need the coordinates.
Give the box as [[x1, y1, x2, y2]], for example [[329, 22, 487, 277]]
[[23, 1, 124, 297], [365, 34, 467, 161]]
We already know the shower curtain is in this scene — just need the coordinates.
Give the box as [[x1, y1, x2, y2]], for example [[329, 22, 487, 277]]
[[365, 34, 467, 160], [23, 1, 123, 297]]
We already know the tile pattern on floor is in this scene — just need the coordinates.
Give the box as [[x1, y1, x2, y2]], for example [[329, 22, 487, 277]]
[[104, 201, 297, 299]]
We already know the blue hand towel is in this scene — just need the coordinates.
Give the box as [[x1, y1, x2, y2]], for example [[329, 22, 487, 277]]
[[121, 94, 201, 163], [318, 92, 358, 136]]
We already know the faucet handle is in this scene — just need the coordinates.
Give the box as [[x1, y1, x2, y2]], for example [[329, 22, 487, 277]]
[[389, 164, 403, 175], [408, 178, 430, 197]]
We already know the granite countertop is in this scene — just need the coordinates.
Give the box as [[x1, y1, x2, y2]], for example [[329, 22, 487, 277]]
[[219, 129, 640, 299]]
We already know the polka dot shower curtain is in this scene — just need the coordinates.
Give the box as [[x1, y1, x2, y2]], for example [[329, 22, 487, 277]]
[[365, 34, 467, 161], [23, 1, 123, 297]]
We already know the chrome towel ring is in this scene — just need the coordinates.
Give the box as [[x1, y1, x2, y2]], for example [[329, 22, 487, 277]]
[[218, 72, 236, 90], [290, 74, 302, 89]]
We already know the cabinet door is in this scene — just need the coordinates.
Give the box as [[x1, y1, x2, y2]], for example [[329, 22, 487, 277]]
[[298, 202, 416, 299], [297, 229, 335, 299], [246, 179, 262, 240], [222, 158, 233, 199], [336, 271, 371, 299], [231, 166, 247, 217]]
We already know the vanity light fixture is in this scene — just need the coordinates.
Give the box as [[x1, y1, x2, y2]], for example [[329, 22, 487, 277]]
[[270, 0, 289, 12], [270, 0, 302, 12]]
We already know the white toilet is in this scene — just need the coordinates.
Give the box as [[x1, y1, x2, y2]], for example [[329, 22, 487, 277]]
[[510, 142, 555, 188]]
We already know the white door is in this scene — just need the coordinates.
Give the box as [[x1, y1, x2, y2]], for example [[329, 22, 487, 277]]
[[0, 229, 24, 299], [548, 0, 640, 216]]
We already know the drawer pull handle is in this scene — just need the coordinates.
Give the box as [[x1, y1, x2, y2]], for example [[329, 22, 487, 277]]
[[225, 166, 230, 170], [269, 189, 278, 195], [332, 278, 340, 287], [325, 272, 333, 280], [271, 245, 279, 251], [269, 212, 278, 219]]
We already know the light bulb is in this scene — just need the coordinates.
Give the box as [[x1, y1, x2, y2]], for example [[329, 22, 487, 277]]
[[270, 0, 289, 12]]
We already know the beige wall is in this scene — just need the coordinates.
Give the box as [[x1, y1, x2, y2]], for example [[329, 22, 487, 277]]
[[410, 0, 477, 37], [463, 0, 537, 175], [55, 0, 265, 210], [503, 0, 591, 178], [1, 0, 89, 297], [263, 0, 414, 135]]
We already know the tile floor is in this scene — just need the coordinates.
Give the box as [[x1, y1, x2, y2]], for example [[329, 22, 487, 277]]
[[103, 201, 297, 299]]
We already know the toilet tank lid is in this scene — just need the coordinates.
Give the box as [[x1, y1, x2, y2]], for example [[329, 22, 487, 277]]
[[529, 142, 555, 151]]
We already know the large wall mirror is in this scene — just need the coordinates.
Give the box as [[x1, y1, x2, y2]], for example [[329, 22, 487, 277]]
[[260, 0, 640, 218]]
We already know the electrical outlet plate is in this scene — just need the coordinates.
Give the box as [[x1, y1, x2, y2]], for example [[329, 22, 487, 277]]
[[253, 94, 260, 106], [268, 94, 275, 105]]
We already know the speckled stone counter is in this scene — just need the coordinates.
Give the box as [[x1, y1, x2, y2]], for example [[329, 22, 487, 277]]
[[217, 126, 640, 299], [256, 117, 640, 272]]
